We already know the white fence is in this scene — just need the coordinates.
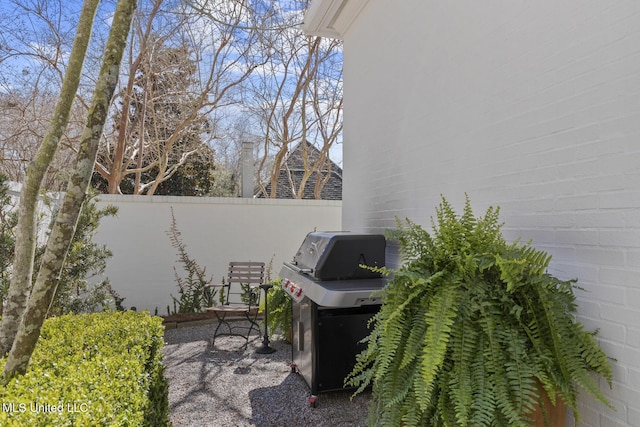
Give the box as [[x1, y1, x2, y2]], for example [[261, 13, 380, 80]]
[[5, 181, 63, 245], [92, 195, 342, 313]]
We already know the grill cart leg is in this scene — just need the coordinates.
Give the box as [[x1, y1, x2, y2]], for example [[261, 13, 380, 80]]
[[308, 395, 318, 408]]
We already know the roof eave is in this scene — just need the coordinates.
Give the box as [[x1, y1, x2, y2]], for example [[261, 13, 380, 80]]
[[301, 0, 370, 40]]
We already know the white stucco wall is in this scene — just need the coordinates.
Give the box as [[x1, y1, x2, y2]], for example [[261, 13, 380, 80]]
[[339, 1, 640, 426], [93, 195, 341, 314]]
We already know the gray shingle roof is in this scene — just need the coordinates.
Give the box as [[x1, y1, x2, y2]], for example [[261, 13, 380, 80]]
[[257, 141, 342, 200]]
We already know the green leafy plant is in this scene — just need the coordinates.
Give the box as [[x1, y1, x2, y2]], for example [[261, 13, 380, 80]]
[[166, 207, 216, 314], [0, 178, 120, 315], [240, 283, 260, 306], [46, 190, 121, 315], [218, 278, 226, 305], [260, 278, 292, 342], [347, 195, 613, 427]]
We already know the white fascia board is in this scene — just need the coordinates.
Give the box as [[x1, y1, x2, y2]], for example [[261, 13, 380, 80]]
[[301, 0, 370, 39]]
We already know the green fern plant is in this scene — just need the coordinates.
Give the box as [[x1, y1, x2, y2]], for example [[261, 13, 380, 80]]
[[347, 195, 613, 427]]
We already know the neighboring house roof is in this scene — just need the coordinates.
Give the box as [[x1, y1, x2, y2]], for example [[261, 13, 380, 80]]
[[257, 141, 342, 200]]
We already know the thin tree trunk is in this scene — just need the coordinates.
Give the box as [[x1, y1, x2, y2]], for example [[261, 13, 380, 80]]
[[0, 0, 101, 357], [2, 0, 137, 380]]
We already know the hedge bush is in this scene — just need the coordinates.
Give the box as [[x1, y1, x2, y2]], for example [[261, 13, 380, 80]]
[[0, 311, 170, 426]]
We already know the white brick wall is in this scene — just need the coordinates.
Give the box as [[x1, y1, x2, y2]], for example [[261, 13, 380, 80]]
[[341, 0, 640, 425]]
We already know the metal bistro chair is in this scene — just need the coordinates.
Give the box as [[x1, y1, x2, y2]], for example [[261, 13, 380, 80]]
[[205, 261, 265, 349]]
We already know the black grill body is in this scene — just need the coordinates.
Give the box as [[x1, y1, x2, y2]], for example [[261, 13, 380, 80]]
[[293, 302, 379, 394]]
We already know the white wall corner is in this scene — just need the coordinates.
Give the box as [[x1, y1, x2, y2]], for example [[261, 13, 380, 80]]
[[301, 0, 370, 39]]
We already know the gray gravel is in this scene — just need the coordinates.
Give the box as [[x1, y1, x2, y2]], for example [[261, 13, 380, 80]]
[[163, 323, 372, 427]]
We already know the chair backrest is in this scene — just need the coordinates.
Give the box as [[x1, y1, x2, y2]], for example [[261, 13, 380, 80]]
[[223, 261, 265, 306]]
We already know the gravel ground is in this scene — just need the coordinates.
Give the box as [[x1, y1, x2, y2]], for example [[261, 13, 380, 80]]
[[163, 323, 372, 427]]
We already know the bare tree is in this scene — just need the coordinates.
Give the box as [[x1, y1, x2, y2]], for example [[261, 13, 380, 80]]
[[2, 0, 344, 199], [94, 0, 265, 195], [241, 0, 343, 199], [0, 0, 89, 191], [2, 0, 137, 379]]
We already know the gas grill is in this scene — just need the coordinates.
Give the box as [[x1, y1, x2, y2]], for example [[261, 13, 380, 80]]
[[279, 232, 386, 404]]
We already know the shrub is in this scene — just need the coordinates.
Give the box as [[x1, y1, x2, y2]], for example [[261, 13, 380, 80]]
[[0, 177, 120, 315], [0, 311, 170, 426], [347, 195, 613, 426], [260, 278, 292, 342], [43, 190, 121, 315]]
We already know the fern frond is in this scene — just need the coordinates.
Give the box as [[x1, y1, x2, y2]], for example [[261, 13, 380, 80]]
[[501, 326, 538, 418], [578, 329, 613, 386], [415, 286, 460, 412], [398, 300, 429, 370], [448, 318, 476, 426], [469, 334, 496, 427], [530, 282, 574, 393]]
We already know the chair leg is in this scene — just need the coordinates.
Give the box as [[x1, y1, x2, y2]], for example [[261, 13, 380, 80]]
[[242, 311, 261, 348], [211, 311, 229, 348], [211, 310, 260, 350], [240, 287, 263, 348]]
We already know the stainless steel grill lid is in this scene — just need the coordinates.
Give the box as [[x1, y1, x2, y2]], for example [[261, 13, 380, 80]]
[[281, 232, 387, 308], [290, 231, 385, 280]]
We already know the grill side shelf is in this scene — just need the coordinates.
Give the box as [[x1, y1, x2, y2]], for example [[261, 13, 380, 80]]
[[283, 261, 313, 275]]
